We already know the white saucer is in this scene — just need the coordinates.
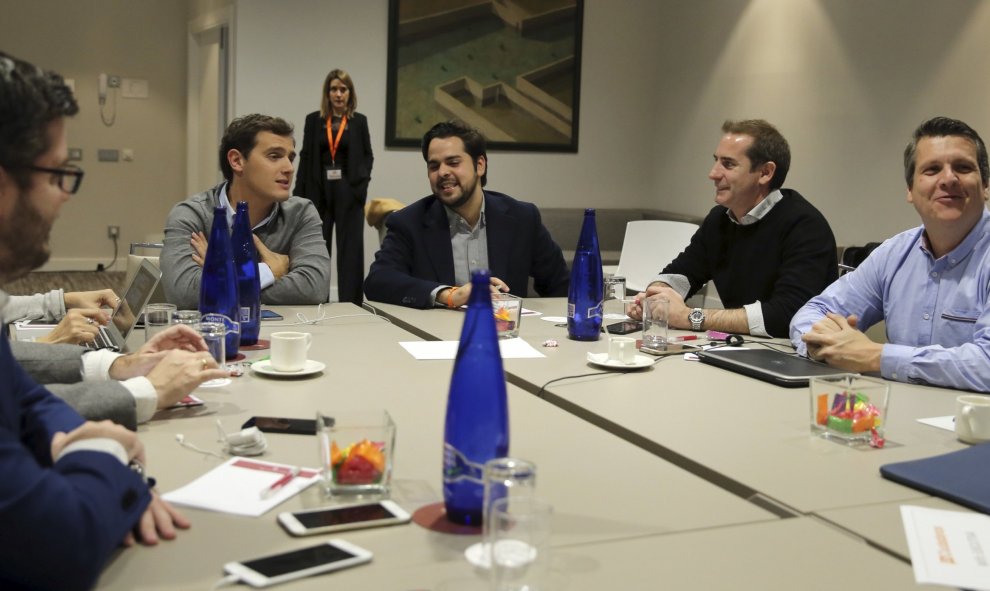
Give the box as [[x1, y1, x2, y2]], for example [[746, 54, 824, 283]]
[[586, 352, 655, 370], [251, 359, 325, 377], [540, 316, 568, 323], [464, 542, 491, 569]]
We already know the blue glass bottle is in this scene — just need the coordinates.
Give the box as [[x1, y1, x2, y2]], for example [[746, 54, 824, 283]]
[[231, 201, 260, 346], [443, 269, 509, 526], [199, 206, 240, 358], [567, 208, 604, 340]]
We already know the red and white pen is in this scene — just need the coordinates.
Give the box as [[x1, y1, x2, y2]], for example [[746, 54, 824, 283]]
[[260, 467, 300, 500], [668, 335, 699, 343]]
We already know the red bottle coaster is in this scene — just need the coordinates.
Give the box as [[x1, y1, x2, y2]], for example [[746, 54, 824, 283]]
[[411, 502, 481, 536]]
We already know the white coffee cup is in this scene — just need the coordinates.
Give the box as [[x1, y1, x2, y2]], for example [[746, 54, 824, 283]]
[[270, 331, 313, 372], [955, 394, 990, 444], [608, 336, 637, 365]]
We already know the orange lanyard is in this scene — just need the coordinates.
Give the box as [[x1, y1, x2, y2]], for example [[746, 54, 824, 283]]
[[325, 115, 347, 164]]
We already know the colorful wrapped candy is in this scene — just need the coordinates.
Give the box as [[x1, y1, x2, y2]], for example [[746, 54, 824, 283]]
[[330, 439, 386, 485], [815, 390, 884, 442]]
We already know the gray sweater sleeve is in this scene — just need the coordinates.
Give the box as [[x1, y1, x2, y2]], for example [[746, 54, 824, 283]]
[[161, 187, 330, 308], [161, 193, 211, 310], [9, 340, 138, 430], [2, 290, 66, 322]]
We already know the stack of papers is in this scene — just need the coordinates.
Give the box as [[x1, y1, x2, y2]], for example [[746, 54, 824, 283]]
[[163, 458, 320, 517]]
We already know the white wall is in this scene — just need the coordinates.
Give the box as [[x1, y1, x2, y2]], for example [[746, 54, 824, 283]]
[[0, 0, 189, 270], [234, 0, 990, 251], [647, 0, 990, 246]]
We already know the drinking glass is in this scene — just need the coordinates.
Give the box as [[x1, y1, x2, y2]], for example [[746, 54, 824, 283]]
[[144, 303, 176, 342], [487, 497, 553, 591]]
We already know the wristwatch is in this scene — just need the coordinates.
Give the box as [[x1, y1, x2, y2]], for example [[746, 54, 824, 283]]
[[689, 308, 705, 331]]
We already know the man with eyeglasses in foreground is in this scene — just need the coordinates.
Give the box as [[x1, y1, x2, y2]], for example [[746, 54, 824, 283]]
[[1, 81, 228, 430], [792, 117, 990, 392], [0, 51, 221, 590]]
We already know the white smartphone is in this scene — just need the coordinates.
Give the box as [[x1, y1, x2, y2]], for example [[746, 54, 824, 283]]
[[278, 500, 411, 537], [224, 540, 372, 588]]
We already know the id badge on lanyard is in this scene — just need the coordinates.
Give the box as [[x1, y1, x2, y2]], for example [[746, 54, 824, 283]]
[[325, 116, 347, 182]]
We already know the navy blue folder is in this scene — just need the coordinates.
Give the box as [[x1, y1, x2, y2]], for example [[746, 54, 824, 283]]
[[880, 442, 990, 515]]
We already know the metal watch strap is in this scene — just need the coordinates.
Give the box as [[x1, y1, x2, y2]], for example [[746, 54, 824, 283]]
[[690, 308, 704, 331]]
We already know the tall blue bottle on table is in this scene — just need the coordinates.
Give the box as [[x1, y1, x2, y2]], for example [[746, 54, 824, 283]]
[[443, 269, 509, 526], [231, 201, 260, 346], [199, 206, 240, 358], [567, 208, 604, 340]]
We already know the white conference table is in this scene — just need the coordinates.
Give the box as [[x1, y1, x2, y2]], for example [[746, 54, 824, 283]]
[[368, 297, 978, 561], [96, 303, 795, 590]]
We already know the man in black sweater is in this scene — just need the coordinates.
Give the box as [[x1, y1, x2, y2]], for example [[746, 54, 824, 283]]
[[629, 119, 837, 338]]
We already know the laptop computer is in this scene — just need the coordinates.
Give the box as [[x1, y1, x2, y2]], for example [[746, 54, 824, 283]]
[[86, 258, 162, 352], [695, 347, 849, 388]]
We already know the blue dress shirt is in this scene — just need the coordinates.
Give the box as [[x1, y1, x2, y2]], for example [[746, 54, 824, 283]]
[[790, 208, 990, 392]]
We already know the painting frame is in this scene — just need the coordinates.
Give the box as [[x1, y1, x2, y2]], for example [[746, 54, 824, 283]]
[[385, 0, 584, 153]]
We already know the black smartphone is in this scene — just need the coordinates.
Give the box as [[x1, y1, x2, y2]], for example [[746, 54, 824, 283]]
[[242, 416, 317, 435], [261, 309, 284, 321], [604, 321, 642, 335]]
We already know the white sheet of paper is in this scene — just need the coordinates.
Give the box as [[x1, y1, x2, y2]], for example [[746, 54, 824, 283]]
[[521, 308, 541, 317], [918, 415, 955, 432], [400, 338, 545, 360], [901, 505, 990, 590], [163, 457, 320, 517]]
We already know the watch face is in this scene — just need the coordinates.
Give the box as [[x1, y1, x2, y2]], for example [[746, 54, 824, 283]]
[[690, 310, 704, 322]]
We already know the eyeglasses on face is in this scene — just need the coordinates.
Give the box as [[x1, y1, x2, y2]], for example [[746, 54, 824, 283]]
[[26, 164, 85, 194]]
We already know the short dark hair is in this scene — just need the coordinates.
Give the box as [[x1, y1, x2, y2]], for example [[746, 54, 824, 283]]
[[903, 116, 989, 189], [721, 119, 791, 191], [219, 114, 294, 182], [421, 120, 488, 186], [0, 52, 78, 189]]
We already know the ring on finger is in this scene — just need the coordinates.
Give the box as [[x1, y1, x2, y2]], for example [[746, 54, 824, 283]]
[[86, 318, 95, 325]]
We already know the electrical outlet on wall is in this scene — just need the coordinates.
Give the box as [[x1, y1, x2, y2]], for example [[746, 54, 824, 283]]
[[107, 225, 120, 240]]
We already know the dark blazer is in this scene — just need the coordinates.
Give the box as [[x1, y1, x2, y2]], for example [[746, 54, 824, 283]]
[[293, 110, 374, 206], [364, 190, 569, 308], [0, 336, 149, 590]]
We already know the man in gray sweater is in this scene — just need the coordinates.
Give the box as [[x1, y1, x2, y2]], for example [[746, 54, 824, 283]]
[[161, 114, 330, 308]]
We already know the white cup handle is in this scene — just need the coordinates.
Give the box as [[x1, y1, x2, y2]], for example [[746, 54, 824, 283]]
[[962, 405, 975, 435], [304, 333, 313, 352]]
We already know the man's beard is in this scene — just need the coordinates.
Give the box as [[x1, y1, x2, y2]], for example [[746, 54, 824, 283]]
[[438, 175, 479, 210], [0, 189, 52, 283]]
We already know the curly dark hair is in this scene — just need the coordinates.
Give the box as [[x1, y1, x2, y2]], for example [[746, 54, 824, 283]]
[[0, 51, 78, 189]]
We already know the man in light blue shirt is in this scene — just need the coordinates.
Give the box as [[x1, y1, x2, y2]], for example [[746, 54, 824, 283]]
[[791, 116, 990, 392]]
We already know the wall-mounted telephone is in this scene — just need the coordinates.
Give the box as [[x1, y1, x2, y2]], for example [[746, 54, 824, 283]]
[[98, 73, 108, 104]]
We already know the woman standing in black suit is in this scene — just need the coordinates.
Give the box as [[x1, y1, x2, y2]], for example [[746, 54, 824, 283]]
[[294, 68, 374, 305]]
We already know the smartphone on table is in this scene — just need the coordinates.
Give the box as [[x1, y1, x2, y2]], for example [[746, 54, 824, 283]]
[[224, 540, 372, 588], [604, 321, 642, 335], [639, 342, 702, 357], [242, 416, 317, 435], [278, 500, 412, 536], [261, 309, 284, 321]]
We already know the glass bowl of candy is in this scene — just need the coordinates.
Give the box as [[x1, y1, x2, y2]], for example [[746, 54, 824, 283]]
[[810, 375, 890, 446], [492, 293, 522, 339], [317, 410, 395, 497]]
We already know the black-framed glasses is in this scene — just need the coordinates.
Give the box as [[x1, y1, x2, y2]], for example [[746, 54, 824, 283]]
[[26, 164, 85, 194]]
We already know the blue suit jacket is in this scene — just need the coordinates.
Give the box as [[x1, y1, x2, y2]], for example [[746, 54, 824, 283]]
[[0, 336, 149, 591], [364, 190, 569, 308]]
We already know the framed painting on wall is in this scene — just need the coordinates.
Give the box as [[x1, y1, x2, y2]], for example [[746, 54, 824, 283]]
[[386, 0, 584, 153]]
